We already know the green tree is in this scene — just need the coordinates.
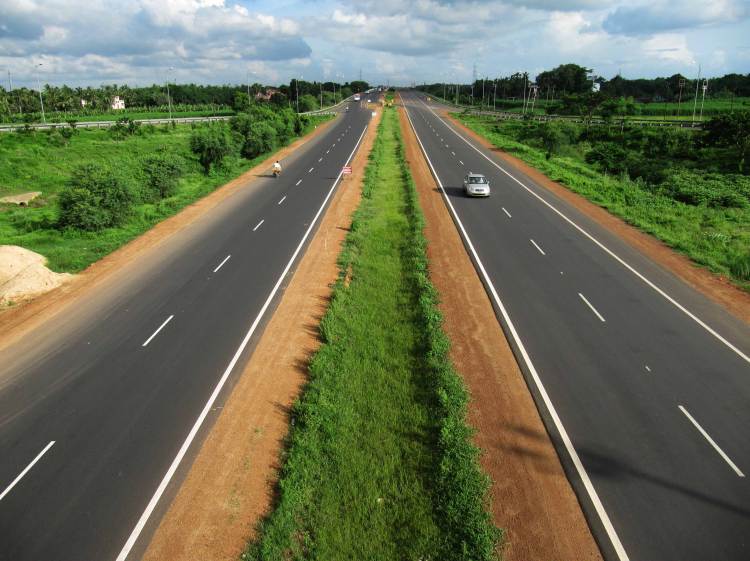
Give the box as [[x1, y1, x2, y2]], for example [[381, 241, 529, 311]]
[[141, 154, 184, 200], [58, 163, 135, 230], [536, 64, 592, 96], [190, 124, 234, 173], [703, 111, 750, 172]]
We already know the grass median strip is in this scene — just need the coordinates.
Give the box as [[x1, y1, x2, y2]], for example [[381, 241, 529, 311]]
[[244, 107, 500, 560]]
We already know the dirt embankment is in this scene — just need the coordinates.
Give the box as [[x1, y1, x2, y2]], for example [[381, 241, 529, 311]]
[[398, 103, 603, 561], [443, 110, 750, 325], [0, 118, 336, 351], [142, 108, 382, 561], [0, 246, 72, 306]]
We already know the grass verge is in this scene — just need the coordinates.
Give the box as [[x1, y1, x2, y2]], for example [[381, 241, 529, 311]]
[[0, 115, 331, 272], [243, 107, 500, 560], [456, 113, 750, 292]]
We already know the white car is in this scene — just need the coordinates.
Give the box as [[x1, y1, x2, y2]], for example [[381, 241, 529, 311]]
[[463, 173, 490, 197]]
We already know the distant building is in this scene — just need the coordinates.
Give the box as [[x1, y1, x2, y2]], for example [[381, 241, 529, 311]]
[[255, 88, 278, 102], [80, 99, 88, 107], [111, 96, 125, 110]]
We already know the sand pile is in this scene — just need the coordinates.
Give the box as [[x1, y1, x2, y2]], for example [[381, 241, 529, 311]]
[[0, 246, 72, 305]]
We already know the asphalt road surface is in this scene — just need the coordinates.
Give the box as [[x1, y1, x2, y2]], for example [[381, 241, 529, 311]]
[[402, 90, 750, 561], [0, 101, 371, 561]]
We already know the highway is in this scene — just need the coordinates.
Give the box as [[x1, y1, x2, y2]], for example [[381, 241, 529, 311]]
[[0, 101, 371, 561], [401, 91, 750, 561]]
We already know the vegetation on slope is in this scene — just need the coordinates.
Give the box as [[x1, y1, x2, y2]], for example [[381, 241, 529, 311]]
[[0, 108, 331, 272], [244, 107, 500, 560]]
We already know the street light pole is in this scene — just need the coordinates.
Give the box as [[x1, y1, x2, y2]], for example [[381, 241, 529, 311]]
[[296, 75, 301, 113], [691, 63, 701, 124], [493, 79, 497, 111], [35, 63, 46, 124], [166, 66, 174, 122]]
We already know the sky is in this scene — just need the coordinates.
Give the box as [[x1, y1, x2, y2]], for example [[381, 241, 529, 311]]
[[1, 0, 749, 88]]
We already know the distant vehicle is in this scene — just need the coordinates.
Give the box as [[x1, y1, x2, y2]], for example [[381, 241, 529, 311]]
[[353, 94, 361, 101], [463, 172, 490, 197], [367, 99, 371, 103]]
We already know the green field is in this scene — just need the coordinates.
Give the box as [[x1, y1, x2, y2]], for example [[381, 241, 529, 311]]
[[244, 107, 499, 560], [456, 113, 750, 291], [0, 115, 330, 272], [429, 93, 750, 121]]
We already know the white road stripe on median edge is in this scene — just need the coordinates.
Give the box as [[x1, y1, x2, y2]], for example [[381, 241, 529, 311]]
[[530, 239, 546, 256], [403, 101, 631, 561], [278, 196, 286, 205], [295, 179, 302, 186], [679, 405, 745, 477], [213, 255, 231, 273], [0, 441, 55, 502], [502, 207, 512, 218], [253, 219, 264, 232], [419, 97, 750, 366], [578, 293, 606, 322], [142, 315, 174, 347], [114, 122, 369, 561]]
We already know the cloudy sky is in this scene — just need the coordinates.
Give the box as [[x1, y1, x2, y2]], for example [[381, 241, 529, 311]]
[[1, 0, 748, 88]]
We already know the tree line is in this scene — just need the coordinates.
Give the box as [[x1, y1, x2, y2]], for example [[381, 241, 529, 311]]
[[419, 64, 750, 104], [0, 79, 370, 119]]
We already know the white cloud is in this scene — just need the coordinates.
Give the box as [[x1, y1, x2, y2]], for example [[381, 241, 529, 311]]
[[642, 33, 695, 66]]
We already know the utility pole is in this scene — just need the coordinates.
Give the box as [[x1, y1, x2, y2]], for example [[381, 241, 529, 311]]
[[677, 78, 685, 119], [493, 79, 497, 111], [522, 73, 528, 115], [529, 84, 539, 115], [320, 81, 323, 109], [455, 82, 459, 105], [691, 63, 701, 124], [481, 77, 485, 109], [699, 79, 708, 121], [35, 63, 46, 124]]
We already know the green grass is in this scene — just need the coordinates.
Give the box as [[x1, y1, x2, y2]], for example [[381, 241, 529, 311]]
[[457, 114, 750, 291], [244, 107, 500, 561], [0, 116, 331, 272]]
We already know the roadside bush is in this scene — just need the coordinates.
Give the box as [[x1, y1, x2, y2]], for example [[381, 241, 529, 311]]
[[58, 163, 135, 230], [659, 169, 750, 208], [141, 153, 184, 200], [190, 124, 234, 173], [729, 251, 750, 281], [242, 122, 277, 158], [585, 142, 633, 174]]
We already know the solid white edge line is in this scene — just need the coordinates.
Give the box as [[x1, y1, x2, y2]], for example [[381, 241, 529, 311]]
[[278, 196, 286, 205], [502, 207, 512, 218], [578, 292, 606, 323], [142, 315, 174, 347], [530, 239, 546, 256], [0, 441, 55, 502], [403, 100, 631, 561], [295, 179, 302, 186], [253, 219, 264, 232], [418, 99, 749, 365], [114, 122, 369, 561], [212, 255, 231, 273], [678, 405, 745, 477]]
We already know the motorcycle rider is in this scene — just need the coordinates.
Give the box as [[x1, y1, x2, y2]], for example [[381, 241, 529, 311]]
[[272, 161, 282, 177]]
